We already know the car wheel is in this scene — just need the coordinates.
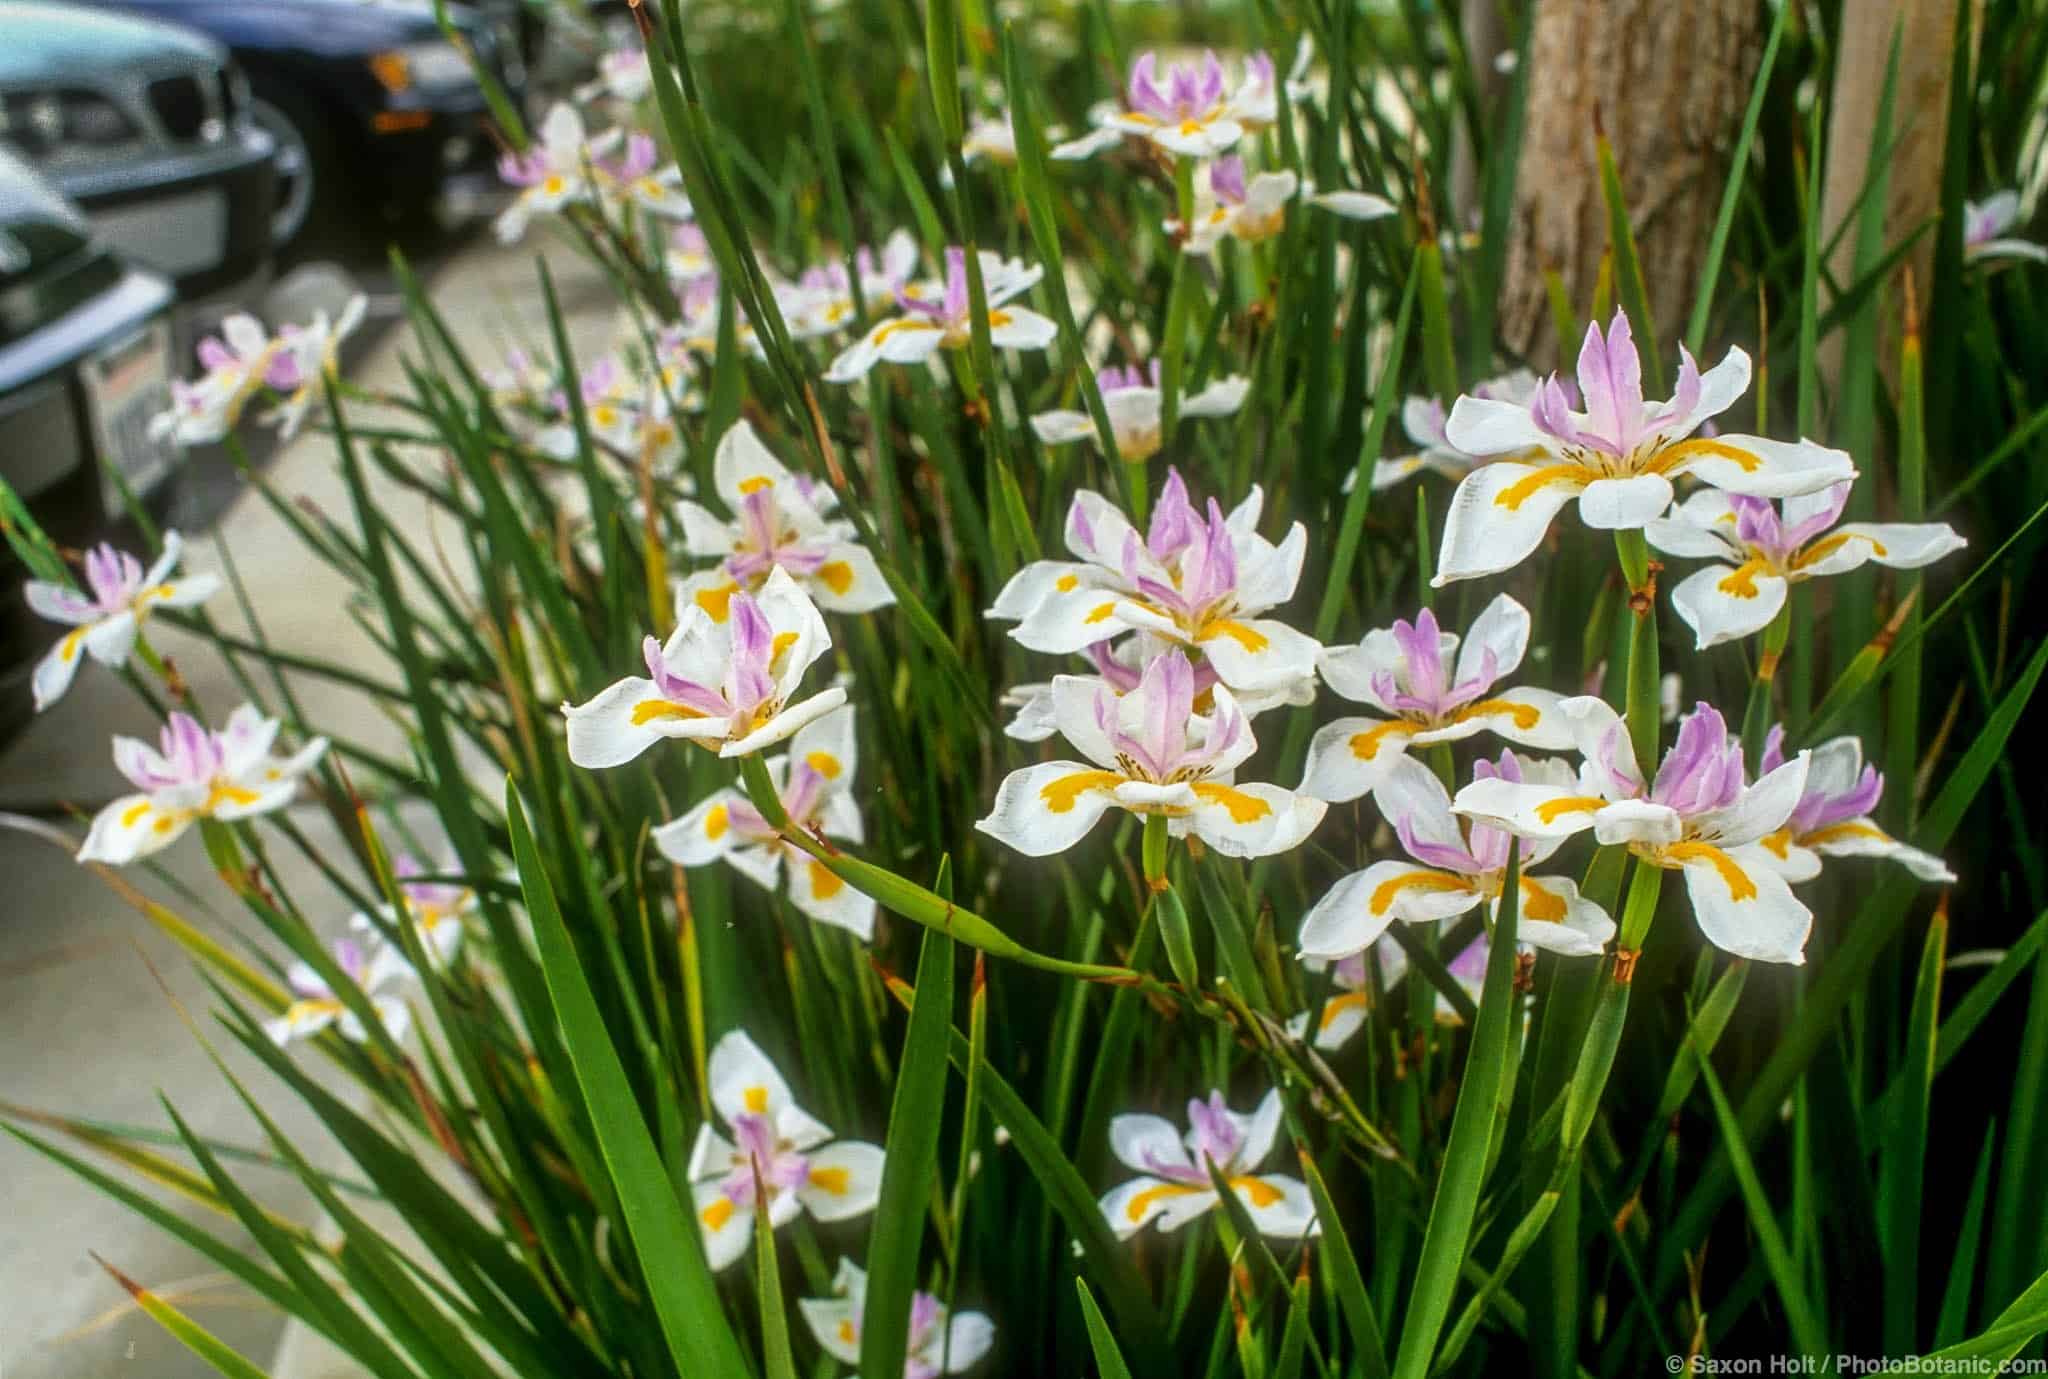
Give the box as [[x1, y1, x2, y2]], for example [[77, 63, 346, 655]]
[[244, 78, 339, 253]]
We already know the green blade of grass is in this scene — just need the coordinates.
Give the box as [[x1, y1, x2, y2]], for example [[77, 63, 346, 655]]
[[862, 916, 956, 1379], [92, 1253, 273, 1379], [510, 782, 752, 1377], [1389, 848, 1521, 1379], [1689, 1019, 1827, 1358], [1882, 907, 1947, 1354]]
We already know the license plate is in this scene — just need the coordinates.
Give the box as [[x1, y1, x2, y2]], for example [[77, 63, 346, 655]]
[[83, 319, 177, 514]]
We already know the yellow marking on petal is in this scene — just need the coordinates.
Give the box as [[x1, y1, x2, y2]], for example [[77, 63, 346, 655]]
[[806, 752, 842, 779], [808, 1166, 849, 1195], [632, 699, 705, 725], [1802, 821, 1893, 848], [1190, 782, 1271, 824], [808, 860, 845, 900], [1664, 842, 1758, 901], [818, 560, 854, 595], [737, 476, 774, 495], [701, 1197, 734, 1230], [1204, 619, 1269, 653], [1759, 828, 1793, 860], [771, 631, 799, 661], [1349, 720, 1413, 761], [1125, 1181, 1206, 1222], [1791, 532, 1887, 569], [836, 1321, 856, 1345], [153, 814, 178, 834], [202, 781, 262, 813], [60, 627, 87, 662], [1493, 464, 1591, 511], [1040, 770, 1124, 813], [705, 804, 729, 840], [1647, 437, 1764, 475], [695, 582, 738, 622], [1453, 698, 1544, 731], [1534, 796, 1607, 825], [872, 319, 942, 346], [1056, 573, 1079, 592], [1518, 877, 1568, 923], [987, 309, 1013, 328], [1369, 870, 1474, 916], [743, 1085, 769, 1114], [1229, 1176, 1284, 1208], [121, 800, 153, 828], [542, 174, 565, 195], [1085, 602, 1119, 624], [1717, 558, 1772, 598], [1320, 990, 1369, 1031]]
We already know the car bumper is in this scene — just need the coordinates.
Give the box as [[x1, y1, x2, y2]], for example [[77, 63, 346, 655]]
[[361, 79, 524, 219], [0, 268, 181, 699], [59, 129, 278, 301]]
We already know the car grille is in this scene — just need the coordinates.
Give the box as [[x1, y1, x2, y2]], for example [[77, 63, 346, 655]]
[[147, 74, 207, 140]]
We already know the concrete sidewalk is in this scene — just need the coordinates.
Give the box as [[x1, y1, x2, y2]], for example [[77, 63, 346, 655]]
[[0, 228, 617, 1379]]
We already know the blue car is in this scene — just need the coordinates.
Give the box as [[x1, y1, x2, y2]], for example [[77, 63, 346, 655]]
[[80, 0, 531, 250], [0, 2, 277, 325]]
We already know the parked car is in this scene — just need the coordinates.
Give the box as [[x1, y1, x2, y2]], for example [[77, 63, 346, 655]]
[[0, 144, 180, 725], [81, 0, 531, 251], [0, 2, 276, 339]]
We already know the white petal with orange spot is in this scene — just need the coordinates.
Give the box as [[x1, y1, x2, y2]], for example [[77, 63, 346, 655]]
[[690, 1177, 756, 1271], [1098, 1175, 1218, 1239], [652, 790, 745, 866], [1675, 434, 1856, 498], [1450, 777, 1610, 841], [1300, 715, 1416, 802], [707, 1029, 803, 1128], [976, 761, 1125, 855], [1434, 459, 1588, 585], [77, 794, 192, 866], [808, 542, 893, 613], [1197, 614, 1319, 692], [1230, 1173, 1320, 1239], [1180, 782, 1325, 858], [564, 675, 725, 768], [797, 1140, 885, 1221], [1803, 817, 1956, 883], [789, 856, 876, 941], [1669, 561, 1788, 648], [1672, 841, 1812, 964], [1298, 862, 1480, 961]]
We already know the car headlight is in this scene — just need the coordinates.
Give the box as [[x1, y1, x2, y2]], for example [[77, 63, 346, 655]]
[[0, 89, 143, 162], [369, 41, 476, 95]]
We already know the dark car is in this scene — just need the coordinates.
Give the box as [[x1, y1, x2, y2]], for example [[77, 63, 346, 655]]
[[0, 2, 276, 334], [0, 144, 180, 722], [80, 0, 529, 251]]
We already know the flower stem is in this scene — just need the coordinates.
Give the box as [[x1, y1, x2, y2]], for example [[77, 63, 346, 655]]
[[1154, 158, 1199, 488], [1615, 528, 1661, 776], [1741, 603, 1792, 757], [1618, 856, 1664, 952], [1141, 812, 1170, 886]]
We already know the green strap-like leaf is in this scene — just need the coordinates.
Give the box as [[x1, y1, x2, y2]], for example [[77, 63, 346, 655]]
[[862, 920, 956, 1379], [510, 782, 753, 1377]]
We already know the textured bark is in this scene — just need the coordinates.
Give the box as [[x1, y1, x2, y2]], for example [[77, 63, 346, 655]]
[[1819, 0, 1961, 388], [1499, 0, 1763, 369]]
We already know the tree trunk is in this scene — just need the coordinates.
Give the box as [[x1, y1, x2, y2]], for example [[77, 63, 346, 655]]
[[1818, 0, 1962, 396], [1499, 0, 1763, 370]]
